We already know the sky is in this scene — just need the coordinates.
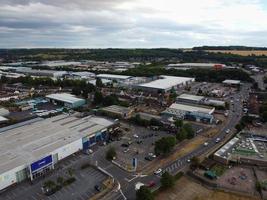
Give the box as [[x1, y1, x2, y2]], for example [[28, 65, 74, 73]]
[[1, 0, 267, 48]]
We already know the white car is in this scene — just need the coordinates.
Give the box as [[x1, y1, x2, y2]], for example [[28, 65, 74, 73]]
[[187, 159, 191, 163], [225, 129, 230, 134], [215, 138, 221, 143], [123, 148, 130, 153], [135, 182, 145, 191], [204, 142, 209, 146], [149, 153, 156, 158], [154, 168, 162, 175], [133, 134, 139, 138]]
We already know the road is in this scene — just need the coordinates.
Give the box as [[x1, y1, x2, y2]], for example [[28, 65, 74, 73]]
[[92, 84, 251, 200]]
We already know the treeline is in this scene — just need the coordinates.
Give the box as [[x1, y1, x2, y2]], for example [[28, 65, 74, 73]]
[[193, 46, 267, 51], [120, 67, 253, 82], [1, 48, 267, 67]]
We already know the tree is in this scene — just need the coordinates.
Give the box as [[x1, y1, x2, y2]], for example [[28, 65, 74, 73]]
[[175, 119, 183, 128], [190, 156, 200, 170], [261, 111, 267, 122], [160, 172, 175, 189], [176, 128, 187, 141], [155, 136, 176, 156], [183, 123, 195, 139], [150, 118, 162, 126], [103, 94, 119, 106], [93, 91, 103, 105], [136, 186, 154, 200], [235, 123, 243, 132], [96, 78, 103, 88], [106, 147, 116, 161]]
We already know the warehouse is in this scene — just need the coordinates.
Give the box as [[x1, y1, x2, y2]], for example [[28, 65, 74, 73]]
[[100, 105, 133, 119], [0, 114, 117, 191], [96, 74, 132, 82], [176, 94, 205, 104], [162, 103, 215, 123], [137, 75, 195, 93], [222, 79, 241, 87], [46, 93, 86, 108], [15, 67, 67, 78], [166, 63, 226, 70]]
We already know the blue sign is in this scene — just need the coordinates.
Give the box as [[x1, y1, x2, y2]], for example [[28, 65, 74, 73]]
[[132, 158, 137, 168], [30, 155, 52, 172]]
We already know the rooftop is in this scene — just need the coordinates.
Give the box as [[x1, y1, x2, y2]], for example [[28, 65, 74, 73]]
[[177, 94, 204, 102], [0, 114, 114, 174], [138, 75, 194, 90], [167, 63, 225, 67], [169, 103, 215, 114], [46, 93, 85, 104], [101, 105, 131, 115], [223, 79, 241, 84], [96, 74, 132, 80]]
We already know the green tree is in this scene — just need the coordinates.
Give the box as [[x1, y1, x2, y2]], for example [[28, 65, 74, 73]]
[[235, 123, 243, 132], [160, 172, 175, 189], [106, 147, 116, 161], [155, 136, 176, 156], [103, 94, 119, 106], [136, 186, 154, 200], [190, 156, 200, 170], [93, 91, 103, 105], [261, 111, 267, 122], [96, 78, 103, 88], [176, 128, 187, 141], [183, 123, 195, 139], [175, 119, 183, 128]]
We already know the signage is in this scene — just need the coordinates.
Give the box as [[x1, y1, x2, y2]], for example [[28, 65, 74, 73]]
[[30, 155, 52, 172]]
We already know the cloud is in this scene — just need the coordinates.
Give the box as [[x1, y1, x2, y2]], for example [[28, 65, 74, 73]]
[[0, 0, 267, 48]]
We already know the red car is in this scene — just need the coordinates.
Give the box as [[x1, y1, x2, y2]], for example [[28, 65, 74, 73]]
[[147, 181, 156, 188]]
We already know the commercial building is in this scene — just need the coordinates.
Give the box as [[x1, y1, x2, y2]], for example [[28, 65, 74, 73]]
[[166, 63, 226, 70], [214, 133, 267, 166], [96, 74, 132, 82], [177, 94, 204, 104], [176, 94, 226, 108], [162, 103, 215, 123], [137, 75, 195, 93], [46, 93, 86, 108], [222, 79, 241, 86], [15, 67, 67, 78], [69, 71, 95, 80], [100, 105, 133, 119], [0, 114, 117, 191]]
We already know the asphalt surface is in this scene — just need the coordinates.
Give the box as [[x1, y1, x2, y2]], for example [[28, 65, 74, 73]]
[[92, 84, 251, 200]]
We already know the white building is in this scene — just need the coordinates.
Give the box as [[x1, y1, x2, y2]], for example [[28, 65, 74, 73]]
[[46, 93, 86, 108], [138, 75, 195, 93], [0, 114, 116, 191], [162, 103, 215, 123], [166, 63, 226, 69], [96, 74, 132, 82], [222, 79, 241, 86]]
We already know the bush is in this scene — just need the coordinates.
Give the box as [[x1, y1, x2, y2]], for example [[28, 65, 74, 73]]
[[80, 163, 91, 170], [155, 136, 176, 156], [136, 186, 154, 200], [160, 172, 175, 189], [63, 177, 76, 186], [106, 147, 117, 161]]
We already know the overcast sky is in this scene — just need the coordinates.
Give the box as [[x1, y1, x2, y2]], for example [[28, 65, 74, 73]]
[[1, 0, 267, 48]]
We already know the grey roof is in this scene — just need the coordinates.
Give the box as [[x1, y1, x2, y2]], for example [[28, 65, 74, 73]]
[[177, 94, 204, 101], [0, 114, 114, 174], [46, 93, 84, 104]]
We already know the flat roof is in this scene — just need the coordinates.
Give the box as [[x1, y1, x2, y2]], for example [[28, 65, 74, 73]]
[[0, 114, 114, 174], [168, 63, 225, 67], [223, 79, 241, 84], [169, 103, 214, 114], [138, 75, 194, 90], [177, 94, 204, 101], [46, 93, 84, 104], [101, 105, 131, 115], [96, 74, 132, 80], [0, 116, 8, 122]]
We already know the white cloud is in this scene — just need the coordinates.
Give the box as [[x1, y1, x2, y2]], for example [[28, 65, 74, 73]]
[[0, 0, 266, 47]]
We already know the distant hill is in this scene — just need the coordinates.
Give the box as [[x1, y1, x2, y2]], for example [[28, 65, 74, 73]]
[[193, 46, 267, 51]]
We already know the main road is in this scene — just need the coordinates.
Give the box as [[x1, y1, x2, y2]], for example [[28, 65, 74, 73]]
[[93, 84, 250, 200]]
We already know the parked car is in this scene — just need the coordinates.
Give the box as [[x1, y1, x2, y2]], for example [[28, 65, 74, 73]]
[[123, 148, 130, 153], [145, 156, 153, 161], [121, 143, 129, 147], [154, 168, 162, 175], [94, 185, 102, 192], [147, 181, 156, 188]]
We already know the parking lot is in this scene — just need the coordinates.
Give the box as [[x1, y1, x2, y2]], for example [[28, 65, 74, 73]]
[[1, 153, 108, 200], [111, 122, 170, 171]]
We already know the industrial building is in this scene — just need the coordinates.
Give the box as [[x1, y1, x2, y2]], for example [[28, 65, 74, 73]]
[[46, 93, 86, 108], [214, 133, 267, 166], [100, 105, 133, 119], [0, 114, 117, 191], [162, 103, 215, 123], [222, 79, 241, 86], [96, 74, 132, 82], [137, 75, 195, 93], [176, 94, 226, 108], [177, 94, 205, 104], [166, 63, 226, 70], [15, 67, 67, 78]]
